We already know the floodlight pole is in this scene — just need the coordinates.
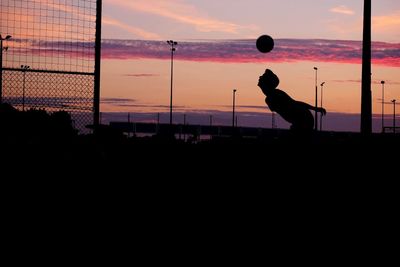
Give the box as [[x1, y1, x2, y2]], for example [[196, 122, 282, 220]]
[[392, 99, 396, 133], [0, 34, 12, 104], [167, 40, 178, 126], [381, 81, 385, 133], [320, 82, 325, 131], [232, 89, 237, 129], [21, 65, 30, 111], [314, 67, 318, 131]]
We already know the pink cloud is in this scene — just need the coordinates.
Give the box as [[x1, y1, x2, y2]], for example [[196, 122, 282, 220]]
[[107, 0, 258, 34], [9, 38, 400, 68], [101, 39, 400, 67], [332, 79, 400, 85]]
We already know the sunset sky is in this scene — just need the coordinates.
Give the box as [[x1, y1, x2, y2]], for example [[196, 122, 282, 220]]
[[98, 0, 400, 132], [1, 0, 400, 132]]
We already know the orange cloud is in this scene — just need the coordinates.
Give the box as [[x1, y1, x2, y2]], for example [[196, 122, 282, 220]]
[[107, 0, 258, 34], [2, 0, 97, 41], [32, 0, 96, 21], [103, 17, 161, 39], [373, 11, 400, 30]]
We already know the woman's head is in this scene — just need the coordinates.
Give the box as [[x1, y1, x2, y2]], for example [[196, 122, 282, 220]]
[[258, 69, 280, 95]]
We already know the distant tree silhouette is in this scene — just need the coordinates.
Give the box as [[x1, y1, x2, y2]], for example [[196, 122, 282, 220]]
[[0, 104, 77, 144], [50, 110, 77, 138]]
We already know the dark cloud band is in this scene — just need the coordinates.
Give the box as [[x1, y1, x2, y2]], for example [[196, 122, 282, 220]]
[[101, 38, 400, 67]]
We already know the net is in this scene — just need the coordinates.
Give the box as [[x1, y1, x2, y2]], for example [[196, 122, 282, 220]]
[[0, 0, 98, 132]]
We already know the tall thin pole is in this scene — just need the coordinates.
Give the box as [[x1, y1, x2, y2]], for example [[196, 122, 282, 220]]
[[0, 39, 3, 104], [232, 89, 237, 129], [128, 112, 131, 137], [21, 65, 29, 111], [94, 0, 102, 130], [0, 35, 12, 104], [170, 47, 173, 125], [320, 82, 325, 131], [22, 70, 26, 111], [156, 113, 160, 134], [361, 0, 372, 134], [381, 81, 385, 133], [314, 67, 318, 131], [183, 114, 186, 141], [392, 100, 396, 133], [167, 40, 178, 126]]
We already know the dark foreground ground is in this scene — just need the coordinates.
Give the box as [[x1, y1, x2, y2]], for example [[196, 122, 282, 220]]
[[1, 104, 398, 176], [2, 107, 397, 251], [3, 127, 398, 240], [3, 128, 399, 174]]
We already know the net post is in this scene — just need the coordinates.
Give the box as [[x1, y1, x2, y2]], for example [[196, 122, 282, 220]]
[[94, 0, 102, 132]]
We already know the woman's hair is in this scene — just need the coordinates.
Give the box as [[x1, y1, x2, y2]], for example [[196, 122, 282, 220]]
[[262, 69, 280, 89]]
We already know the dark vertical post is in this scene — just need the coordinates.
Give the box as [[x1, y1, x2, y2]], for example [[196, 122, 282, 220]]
[[209, 115, 213, 127], [156, 113, 160, 134], [128, 112, 131, 137], [381, 81, 385, 133], [320, 82, 325, 131], [170, 47, 174, 126], [21, 65, 29, 111], [183, 114, 186, 141], [167, 40, 178, 126], [93, 0, 102, 131], [232, 89, 237, 129], [22, 70, 26, 111], [0, 39, 3, 104], [361, 0, 372, 134], [314, 67, 318, 131], [392, 100, 396, 133], [0, 35, 12, 104]]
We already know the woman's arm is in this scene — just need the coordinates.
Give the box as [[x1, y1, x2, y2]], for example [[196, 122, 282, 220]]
[[295, 101, 327, 115]]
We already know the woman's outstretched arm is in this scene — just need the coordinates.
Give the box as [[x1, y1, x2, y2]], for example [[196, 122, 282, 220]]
[[295, 101, 327, 115]]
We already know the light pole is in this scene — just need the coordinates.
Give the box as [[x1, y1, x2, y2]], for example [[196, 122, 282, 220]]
[[381, 81, 385, 133], [0, 34, 12, 104], [21, 65, 30, 111], [167, 40, 178, 126], [320, 82, 325, 131], [392, 99, 396, 133], [314, 67, 318, 131], [232, 89, 237, 129]]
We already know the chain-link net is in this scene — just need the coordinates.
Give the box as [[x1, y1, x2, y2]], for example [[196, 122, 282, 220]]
[[0, 0, 97, 72], [1, 0, 98, 133], [2, 70, 94, 132]]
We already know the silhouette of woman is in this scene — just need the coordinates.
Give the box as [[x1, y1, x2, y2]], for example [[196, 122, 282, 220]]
[[258, 69, 326, 132]]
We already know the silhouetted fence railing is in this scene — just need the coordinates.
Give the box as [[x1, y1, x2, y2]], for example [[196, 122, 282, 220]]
[[383, 127, 400, 134], [110, 121, 287, 138], [2, 69, 94, 132], [0, 0, 100, 133]]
